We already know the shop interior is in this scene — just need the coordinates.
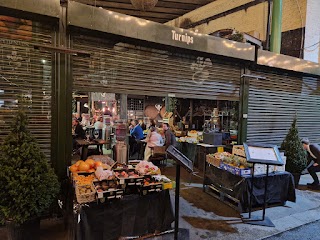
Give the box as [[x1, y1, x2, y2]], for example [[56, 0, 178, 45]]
[[72, 91, 239, 162]]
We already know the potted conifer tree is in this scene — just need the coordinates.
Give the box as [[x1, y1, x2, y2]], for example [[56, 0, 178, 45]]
[[281, 116, 307, 187], [0, 98, 60, 240]]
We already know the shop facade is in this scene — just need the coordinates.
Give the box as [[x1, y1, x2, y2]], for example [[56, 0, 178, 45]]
[[0, 0, 320, 179]]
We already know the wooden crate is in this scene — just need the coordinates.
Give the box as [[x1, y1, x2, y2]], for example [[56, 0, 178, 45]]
[[75, 184, 96, 204], [232, 145, 246, 157], [206, 155, 221, 167]]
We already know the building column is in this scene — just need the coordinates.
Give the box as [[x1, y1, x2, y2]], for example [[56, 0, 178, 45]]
[[304, 0, 320, 63]]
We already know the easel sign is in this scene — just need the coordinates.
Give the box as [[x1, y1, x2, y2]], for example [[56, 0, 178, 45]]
[[166, 145, 193, 239], [243, 143, 284, 166], [166, 145, 193, 173]]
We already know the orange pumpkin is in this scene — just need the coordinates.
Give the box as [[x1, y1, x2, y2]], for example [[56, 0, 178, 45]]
[[85, 159, 95, 168], [70, 164, 78, 173], [78, 162, 90, 172], [94, 161, 103, 169], [75, 160, 85, 167]]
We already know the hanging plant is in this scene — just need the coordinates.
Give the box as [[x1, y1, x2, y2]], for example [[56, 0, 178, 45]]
[[168, 97, 178, 113], [228, 31, 244, 43]]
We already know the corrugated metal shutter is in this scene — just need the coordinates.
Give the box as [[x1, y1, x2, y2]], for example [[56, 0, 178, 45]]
[[72, 34, 240, 100], [0, 16, 53, 159], [247, 70, 320, 145]]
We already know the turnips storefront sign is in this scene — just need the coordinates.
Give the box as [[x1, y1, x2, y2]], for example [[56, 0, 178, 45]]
[[171, 30, 194, 45]]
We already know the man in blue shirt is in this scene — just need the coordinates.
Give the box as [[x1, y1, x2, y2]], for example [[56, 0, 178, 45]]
[[130, 120, 144, 140], [129, 120, 144, 157]]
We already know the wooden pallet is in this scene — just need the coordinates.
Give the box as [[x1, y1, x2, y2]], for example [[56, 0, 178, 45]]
[[204, 184, 242, 212]]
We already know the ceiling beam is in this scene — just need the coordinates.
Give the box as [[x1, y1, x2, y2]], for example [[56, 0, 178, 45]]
[[166, 0, 255, 27], [73, 0, 201, 10], [74, 0, 191, 14]]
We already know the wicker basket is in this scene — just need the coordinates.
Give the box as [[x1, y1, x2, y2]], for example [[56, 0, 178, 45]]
[[75, 184, 96, 204], [206, 155, 221, 167]]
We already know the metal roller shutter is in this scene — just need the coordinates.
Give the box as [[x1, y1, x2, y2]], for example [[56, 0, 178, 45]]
[[0, 16, 53, 159], [247, 70, 320, 145], [72, 34, 240, 100]]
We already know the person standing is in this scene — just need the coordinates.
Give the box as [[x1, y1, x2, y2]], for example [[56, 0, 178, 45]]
[[144, 126, 164, 160], [129, 120, 144, 156], [94, 116, 104, 153], [302, 138, 320, 188], [162, 123, 177, 149]]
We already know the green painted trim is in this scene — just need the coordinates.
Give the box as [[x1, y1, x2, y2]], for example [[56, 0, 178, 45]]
[[53, 6, 72, 180], [238, 68, 249, 144], [270, 0, 283, 53]]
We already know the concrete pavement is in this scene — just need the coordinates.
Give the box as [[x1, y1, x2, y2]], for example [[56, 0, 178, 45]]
[[173, 172, 320, 240]]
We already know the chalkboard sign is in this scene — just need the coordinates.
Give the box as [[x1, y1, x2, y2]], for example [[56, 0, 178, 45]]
[[243, 143, 284, 166], [166, 145, 193, 173]]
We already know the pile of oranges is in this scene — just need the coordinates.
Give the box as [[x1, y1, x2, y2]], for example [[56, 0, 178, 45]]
[[69, 159, 103, 173], [73, 174, 95, 185]]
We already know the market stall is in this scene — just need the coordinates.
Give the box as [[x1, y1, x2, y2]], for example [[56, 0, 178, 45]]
[[69, 158, 175, 239], [203, 146, 296, 212]]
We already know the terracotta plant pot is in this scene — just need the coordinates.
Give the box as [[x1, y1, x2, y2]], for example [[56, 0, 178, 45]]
[[6, 218, 40, 240]]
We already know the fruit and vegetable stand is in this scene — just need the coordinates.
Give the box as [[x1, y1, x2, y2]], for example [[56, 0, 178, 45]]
[[203, 146, 296, 212], [69, 158, 175, 239], [74, 190, 173, 240]]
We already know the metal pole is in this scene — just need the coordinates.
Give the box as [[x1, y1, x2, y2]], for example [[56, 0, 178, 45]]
[[262, 164, 270, 220], [248, 163, 255, 219], [270, 0, 283, 53], [174, 164, 181, 240]]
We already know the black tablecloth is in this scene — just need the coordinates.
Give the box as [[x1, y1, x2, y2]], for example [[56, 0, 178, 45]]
[[176, 142, 197, 163], [204, 165, 296, 212], [76, 190, 174, 240]]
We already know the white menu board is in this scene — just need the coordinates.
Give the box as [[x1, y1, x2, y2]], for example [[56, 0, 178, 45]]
[[248, 146, 278, 162], [243, 143, 284, 166]]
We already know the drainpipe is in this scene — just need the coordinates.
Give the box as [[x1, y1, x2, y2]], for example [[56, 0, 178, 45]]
[[270, 0, 283, 53], [265, 0, 272, 50]]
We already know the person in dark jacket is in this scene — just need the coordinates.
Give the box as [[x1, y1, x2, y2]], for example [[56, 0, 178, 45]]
[[73, 119, 85, 139], [162, 123, 177, 149], [302, 138, 320, 188]]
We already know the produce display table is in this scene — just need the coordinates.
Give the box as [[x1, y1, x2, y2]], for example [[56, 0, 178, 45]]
[[204, 164, 296, 212], [75, 190, 174, 240]]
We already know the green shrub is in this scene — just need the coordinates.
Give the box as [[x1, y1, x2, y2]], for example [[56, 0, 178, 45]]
[[0, 99, 60, 224], [281, 116, 307, 173]]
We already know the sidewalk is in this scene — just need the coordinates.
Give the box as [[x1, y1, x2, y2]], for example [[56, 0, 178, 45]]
[[0, 171, 319, 240], [171, 172, 320, 240]]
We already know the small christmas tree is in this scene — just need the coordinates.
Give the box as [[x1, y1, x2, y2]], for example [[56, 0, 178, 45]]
[[281, 116, 307, 173], [0, 98, 59, 224]]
